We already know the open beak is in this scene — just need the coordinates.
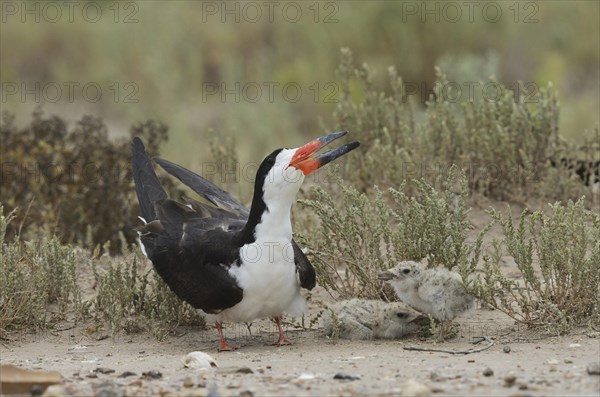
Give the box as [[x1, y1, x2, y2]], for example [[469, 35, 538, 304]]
[[288, 131, 360, 175]]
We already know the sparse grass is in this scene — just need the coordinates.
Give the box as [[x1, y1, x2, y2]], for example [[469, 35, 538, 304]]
[[0, 205, 83, 338], [90, 246, 205, 339], [0, 204, 204, 341], [297, 166, 479, 301], [470, 199, 600, 335]]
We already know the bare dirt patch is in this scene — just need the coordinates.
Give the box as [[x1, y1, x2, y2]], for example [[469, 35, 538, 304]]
[[2, 295, 599, 396]]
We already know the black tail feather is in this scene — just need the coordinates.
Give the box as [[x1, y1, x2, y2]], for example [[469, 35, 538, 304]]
[[131, 137, 168, 221]]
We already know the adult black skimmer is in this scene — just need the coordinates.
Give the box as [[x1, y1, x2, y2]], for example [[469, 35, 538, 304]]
[[131, 132, 359, 351]]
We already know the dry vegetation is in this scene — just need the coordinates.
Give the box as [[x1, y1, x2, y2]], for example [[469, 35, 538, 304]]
[[1, 51, 599, 340]]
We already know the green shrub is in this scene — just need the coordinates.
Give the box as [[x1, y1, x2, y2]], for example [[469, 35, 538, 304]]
[[471, 199, 600, 334]]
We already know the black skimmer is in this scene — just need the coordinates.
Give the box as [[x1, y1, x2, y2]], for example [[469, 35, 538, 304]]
[[131, 132, 359, 351]]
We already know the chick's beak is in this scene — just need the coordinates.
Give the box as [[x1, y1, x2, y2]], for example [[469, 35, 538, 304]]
[[377, 271, 394, 281], [289, 131, 360, 175]]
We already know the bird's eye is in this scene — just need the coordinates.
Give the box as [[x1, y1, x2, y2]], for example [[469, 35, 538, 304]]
[[402, 268, 410, 274], [397, 312, 408, 319]]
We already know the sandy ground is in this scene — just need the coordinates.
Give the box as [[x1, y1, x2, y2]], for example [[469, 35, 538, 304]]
[[2, 299, 599, 397], [2, 203, 599, 396]]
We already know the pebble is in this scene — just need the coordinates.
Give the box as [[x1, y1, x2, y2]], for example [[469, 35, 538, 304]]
[[182, 351, 218, 370], [41, 385, 69, 397], [235, 367, 253, 374], [517, 382, 529, 390], [183, 376, 194, 388], [333, 372, 360, 381], [564, 358, 573, 364], [400, 378, 431, 397], [547, 359, 559, 365], [239, 391, 254, 397], [94, 367, 115, 374], [483, 368, 494, 377], [118, 371, 137, 378], [503, 346, 511, 353], [142, 370, 163, 379], [587, 362, 600, 375], [92, 382, 125, 397], [128, 379, 143, 387], [504, 373, 517, 386]]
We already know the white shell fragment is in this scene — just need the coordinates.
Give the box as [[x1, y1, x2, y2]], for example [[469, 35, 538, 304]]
[[182, 351, 218, 370]]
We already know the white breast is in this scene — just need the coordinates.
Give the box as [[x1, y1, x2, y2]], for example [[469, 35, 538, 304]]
[[217, 239, 305, 323]]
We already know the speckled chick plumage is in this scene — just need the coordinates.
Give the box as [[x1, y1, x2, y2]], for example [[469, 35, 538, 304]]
[[378, 260, 475, 322], [322, 298, 429, 340]]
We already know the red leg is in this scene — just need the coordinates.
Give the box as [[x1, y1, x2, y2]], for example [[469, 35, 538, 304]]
[[216, 322, 236, 352], [271, 316, 292, 346]]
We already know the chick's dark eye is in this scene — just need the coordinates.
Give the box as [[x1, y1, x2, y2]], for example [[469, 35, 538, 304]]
[[397, 312, 408, 319], [402, 268, 410, 274]]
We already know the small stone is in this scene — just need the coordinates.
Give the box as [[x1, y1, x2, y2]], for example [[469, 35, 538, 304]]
[[503, 346, 511, 353], [94, 367, 115, 374], [31, 384, 44, 396], [239, 391, 254, 397], [547, 359, 559, 365], [569, 343, 581, 348], [482, 367, 494, 377], [128, 379, 143, 387], [117, 371, 137, 378], [333, 372, 360, 381], [92, 382, 125, 397], [142, 370, 162, 379], [182, 351, 218, 370], [85, 373, 98, 379], [400, 378, 431, 396], [183, 376, 194, 388], [517, 382, 529, 390], [235, 367, 253, 374], [587, 362, 600, 375], [41, 385, 68, 397], [564, 358, 573, 364], [504, 373, 517, 386]]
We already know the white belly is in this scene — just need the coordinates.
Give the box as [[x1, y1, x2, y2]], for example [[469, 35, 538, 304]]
[[216, 240, 306, 323]]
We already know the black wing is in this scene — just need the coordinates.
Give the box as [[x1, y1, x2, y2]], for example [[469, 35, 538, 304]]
[[154, 157, 249, 217], [132, 139, 244, 313]]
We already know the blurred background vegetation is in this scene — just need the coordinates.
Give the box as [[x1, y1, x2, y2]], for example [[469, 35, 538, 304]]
[[2, 1, 598, 166]]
